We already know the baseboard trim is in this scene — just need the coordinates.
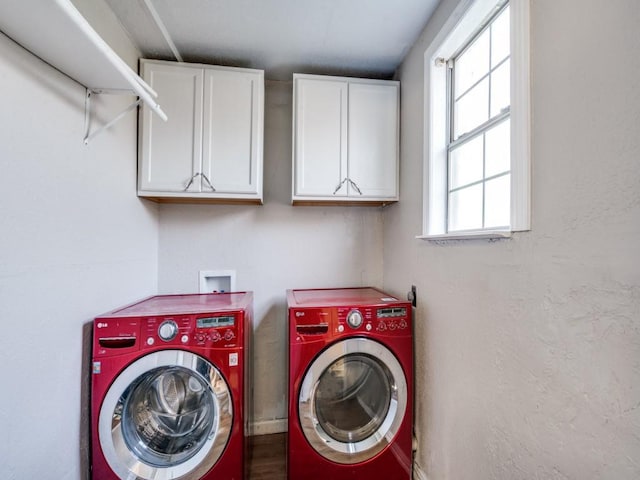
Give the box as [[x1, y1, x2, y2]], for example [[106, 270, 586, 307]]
[[413, 462, 428, 480], [249, 418, 288, 436]]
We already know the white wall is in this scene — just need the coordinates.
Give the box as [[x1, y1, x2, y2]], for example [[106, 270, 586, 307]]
[[0, 1, 159, 478], [156, 79, 385, 433], [384, 0, 640, 479]]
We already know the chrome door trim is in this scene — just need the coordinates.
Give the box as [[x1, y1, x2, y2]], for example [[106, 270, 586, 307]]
[[99, 350, 233, 480], [298, 337, 407, 464]]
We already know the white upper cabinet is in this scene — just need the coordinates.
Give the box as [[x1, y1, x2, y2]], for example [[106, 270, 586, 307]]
[[139, 59, 264, 203], [292, 74, 399, 205]]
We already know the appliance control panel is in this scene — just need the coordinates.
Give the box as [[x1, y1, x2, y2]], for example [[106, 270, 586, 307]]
[[335, 305, 411, 335], [290, 302, 411, 339], [375, 306, 409, 332], [141, 314, 239, 348]]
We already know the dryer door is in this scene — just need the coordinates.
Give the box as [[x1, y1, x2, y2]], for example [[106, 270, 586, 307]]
[[98, 350, 232, 480], [298, 337, 407, 464]]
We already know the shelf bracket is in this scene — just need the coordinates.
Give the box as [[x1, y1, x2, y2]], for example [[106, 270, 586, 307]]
[[56, 0, 167, 122], [83, 89, 141, 145]]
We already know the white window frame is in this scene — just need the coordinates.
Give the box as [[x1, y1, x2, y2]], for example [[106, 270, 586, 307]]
[[420, 0, 530, 240]]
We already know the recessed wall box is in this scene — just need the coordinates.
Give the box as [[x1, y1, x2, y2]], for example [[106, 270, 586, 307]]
[[199, 270, 236, 293]]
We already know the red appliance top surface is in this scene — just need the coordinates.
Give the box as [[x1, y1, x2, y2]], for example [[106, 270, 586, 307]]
[[287, 287, 405, 308], [98, 292, 252, 317]]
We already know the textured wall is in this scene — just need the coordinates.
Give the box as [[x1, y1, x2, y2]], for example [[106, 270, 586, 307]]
[[157, 80, 385, 433], [0, 1, 159, 478], [384, 0, 640, 478]]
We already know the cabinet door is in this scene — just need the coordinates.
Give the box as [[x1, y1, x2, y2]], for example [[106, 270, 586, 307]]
[[347, 82, 399, 199], [202, 69, 263, 195], [139, 62, 203, 193], [293, 77, 348, 197]]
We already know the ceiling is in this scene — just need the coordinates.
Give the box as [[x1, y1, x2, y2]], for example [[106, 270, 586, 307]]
[[103, 0, 440, 81]]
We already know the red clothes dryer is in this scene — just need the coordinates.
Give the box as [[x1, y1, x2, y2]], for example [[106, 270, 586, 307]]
[[287, 287, 413, 480], [91, 292, 252, 480]]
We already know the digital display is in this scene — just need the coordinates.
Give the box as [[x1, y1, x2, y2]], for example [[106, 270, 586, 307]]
[[377, 307, 407, 318], [197, 316, 235, 328]]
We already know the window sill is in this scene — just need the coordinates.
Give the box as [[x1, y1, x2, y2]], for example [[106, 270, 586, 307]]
[[417, 230, 512, 241]]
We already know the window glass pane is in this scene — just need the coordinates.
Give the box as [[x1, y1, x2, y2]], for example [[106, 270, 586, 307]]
[[485, 119, 510, 177], [449, 184, 483, 231], [454, 78, 489, 139], [450, 135, 483, 189], [490, 59, 510, 117], [455, 29, 490, 96], [484, 174, 510, 228], [491, 5, 510, 68], [441, 1, 517, 235]]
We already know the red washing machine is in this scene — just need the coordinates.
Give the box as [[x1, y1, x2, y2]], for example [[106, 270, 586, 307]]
[[91, 292, 252, 480], [287, 287, 413, 480]]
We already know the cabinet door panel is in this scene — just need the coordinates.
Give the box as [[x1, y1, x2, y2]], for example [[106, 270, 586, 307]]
[[139, 64, 203, 192], [203, 70, 262, 194], [294, 78, 347, 197], [348, 83, 399, 198]]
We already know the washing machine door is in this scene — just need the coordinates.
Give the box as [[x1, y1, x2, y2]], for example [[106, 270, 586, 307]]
[[98, 350, 233, 480], [298, 337, 407, 464]]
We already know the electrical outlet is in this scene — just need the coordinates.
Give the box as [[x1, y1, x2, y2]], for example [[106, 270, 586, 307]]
[[408, 285, 417, 307]]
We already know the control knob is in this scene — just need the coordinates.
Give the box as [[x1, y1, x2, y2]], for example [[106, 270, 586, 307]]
[[158, 320, 178, 341], [347, 309, 363, 329]]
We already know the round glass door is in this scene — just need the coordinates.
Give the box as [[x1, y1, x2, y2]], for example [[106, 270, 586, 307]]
[[120, 366, 215, 466], [99, 350, 233, 480], [298, 338, 407, 464]]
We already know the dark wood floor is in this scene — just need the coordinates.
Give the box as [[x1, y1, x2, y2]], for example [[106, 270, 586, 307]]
[[248, 433, 286, 480]]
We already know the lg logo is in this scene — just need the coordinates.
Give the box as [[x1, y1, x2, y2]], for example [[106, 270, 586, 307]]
[[96, 322, 108, 328], [295, 312, 305, 317]]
